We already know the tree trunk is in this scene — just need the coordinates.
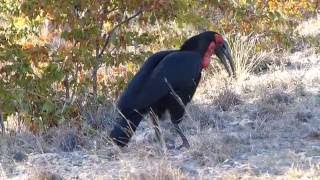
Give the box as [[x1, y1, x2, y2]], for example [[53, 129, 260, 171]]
[[63, 73, 70, 100], [92, 63, 98, 100], [0, 109, 4, 135]]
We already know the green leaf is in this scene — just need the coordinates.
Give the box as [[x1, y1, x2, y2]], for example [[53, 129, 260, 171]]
[[42, 101, 55, 114], [149, 13, 156, 25]]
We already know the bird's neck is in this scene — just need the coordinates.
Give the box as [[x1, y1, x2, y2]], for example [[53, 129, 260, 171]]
[[202, 42, 216, 69]]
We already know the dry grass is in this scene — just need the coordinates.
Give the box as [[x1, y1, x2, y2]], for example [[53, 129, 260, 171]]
[[226, 33, 270, 80], [2, 67, 320, 180], [217, 165, 320, 180], [119, 160, 188, 180], [213, 88, 242, 111], [296, 18, 320, 37], [27, 170, 63, 180], [249, 90, 294, 124], [283, 165, 320, 180], [189, 131, 247, 165]]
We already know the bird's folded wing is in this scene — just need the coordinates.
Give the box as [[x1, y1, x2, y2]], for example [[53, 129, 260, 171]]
[[130, 52, 202, 109], [118, 51, 173, 108], [123, 50, 175, 94]]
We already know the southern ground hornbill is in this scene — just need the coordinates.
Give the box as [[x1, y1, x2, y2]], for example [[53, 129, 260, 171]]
[[110, 31, 235, 149]]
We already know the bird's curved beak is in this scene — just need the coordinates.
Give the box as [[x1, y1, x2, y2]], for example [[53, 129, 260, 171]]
[[215, 41, 236, 77]]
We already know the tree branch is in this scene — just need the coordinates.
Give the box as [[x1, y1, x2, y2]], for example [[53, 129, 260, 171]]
[[98, 9, 142, 58], [104, 6, 118, 15]]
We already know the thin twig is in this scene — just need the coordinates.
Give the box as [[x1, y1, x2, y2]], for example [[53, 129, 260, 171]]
[[98, 9, 143, 58]]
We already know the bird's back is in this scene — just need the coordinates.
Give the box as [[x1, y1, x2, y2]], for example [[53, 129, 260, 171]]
[[117, 50, 175, 109], [119, 51, 202, 110]]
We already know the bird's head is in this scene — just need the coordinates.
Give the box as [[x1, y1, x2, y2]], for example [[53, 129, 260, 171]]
[[180, 31, 236, 77]]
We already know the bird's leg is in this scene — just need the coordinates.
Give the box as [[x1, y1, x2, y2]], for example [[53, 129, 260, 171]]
[[173, 123, 190, 149], [149, 110, 165, 149]]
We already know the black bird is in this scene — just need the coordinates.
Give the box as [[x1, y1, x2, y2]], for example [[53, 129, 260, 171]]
[[110, 31, 235, 149]]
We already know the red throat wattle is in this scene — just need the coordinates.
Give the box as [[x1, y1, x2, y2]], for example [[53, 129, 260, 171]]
[[202, 41, 216, 69], [202, 34, 224, 69], [214, 34, 224, 45]]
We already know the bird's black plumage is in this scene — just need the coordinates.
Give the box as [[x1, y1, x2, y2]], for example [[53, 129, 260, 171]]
[[109, 31, 234, 148]]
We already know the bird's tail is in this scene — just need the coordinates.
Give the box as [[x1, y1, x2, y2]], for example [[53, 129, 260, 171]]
[[109, 109, 143, 147]]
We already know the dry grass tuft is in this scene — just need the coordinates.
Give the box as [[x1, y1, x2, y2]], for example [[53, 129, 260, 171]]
[[119, 160, 188, 180], [249, 89, 294, 123], [217, 165, 320, 180], [250, 102, 286, 126], [27, 170, 63, 180], [226, 33, 270, 80], [296, 18, 320, 37], [263, 91, 294, 105], [190, 131, 245, 164], [283, 165, 320, 179], [42, 127, 84, 152], [2, 132, 46, 154], [75, 94, 117, 131], [57, 129, 81, 152], [213, 88, 241, 111]]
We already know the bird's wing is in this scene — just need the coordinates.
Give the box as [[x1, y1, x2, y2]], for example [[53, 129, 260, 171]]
[[120, 51, 202, 110], [123, 50, 176, 93], [118, 50, 175, 108]]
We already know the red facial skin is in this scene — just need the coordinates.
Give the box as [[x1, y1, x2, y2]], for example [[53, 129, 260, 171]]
[[202, 34, 224, 69]]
